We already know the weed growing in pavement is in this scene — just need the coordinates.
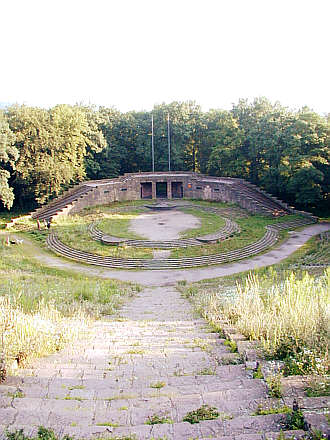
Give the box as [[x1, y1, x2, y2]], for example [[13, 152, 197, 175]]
[[95, 422, 120, 427], [149, 381, 166, 389], [7, 390, 25, 398], [125, 348, 145, 355], [188, 338, 212, 351], [286, 408, 305, 430], [252, 404, 291, 416], [145, 414, 174, 425], [5, 426, 74, 440], [67, 385, 85, 391], [105, 394, 138, 401], [266, 374, 282, 398], [183, 404, 219, 424], [195, 367, 216, 375], [64, 396, 86, 402], [224, 339, 238, 353], [219, 355, 243, 365], [252, 365, 264, 379]]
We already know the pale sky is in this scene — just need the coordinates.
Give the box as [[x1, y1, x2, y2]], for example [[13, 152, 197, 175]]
[[1, 0, 329, 114]]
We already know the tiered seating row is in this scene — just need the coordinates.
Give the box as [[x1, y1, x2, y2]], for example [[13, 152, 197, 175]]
[[46, 226, 278, 270], [291, 231, 329, 268], [231, 182, 289, 216], [89, 217, 240, 248], [270, 217, 316, 230], [32, 185, 93, 221]]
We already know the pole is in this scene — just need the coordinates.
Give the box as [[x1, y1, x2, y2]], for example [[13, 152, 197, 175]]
[[151, 114, 155, 172], [167, 112, 171, 171]]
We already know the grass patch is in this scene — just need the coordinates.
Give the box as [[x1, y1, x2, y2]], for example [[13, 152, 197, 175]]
[[96, 211, 145, 239], [54, 213, 152, 259], [179, 208, 226, 238]]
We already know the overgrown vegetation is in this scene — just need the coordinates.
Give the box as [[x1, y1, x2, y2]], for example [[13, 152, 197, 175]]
[[179, 267, 329, 377], [0, 234, 140, 374], [182, 404, 219, 424]]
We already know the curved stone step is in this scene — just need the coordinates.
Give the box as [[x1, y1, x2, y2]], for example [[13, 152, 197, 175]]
[[89, 216, 241, 249], [47, 226, 279, 269]]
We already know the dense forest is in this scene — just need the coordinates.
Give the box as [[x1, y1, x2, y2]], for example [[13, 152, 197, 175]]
[[0, 98, 329, 214]]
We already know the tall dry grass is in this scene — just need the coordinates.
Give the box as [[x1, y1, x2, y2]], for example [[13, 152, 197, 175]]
[[187, 269, 329, 375], [0, 296, 90, 373]]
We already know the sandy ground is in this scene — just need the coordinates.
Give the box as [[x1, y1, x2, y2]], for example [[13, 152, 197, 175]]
[[129, 210, 201, 240]]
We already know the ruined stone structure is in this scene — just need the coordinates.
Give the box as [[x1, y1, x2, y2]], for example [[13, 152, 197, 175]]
[[32, 172, 293, 220]]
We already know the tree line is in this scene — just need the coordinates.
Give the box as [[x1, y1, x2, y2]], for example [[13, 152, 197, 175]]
[[0, 98, 329, 213]]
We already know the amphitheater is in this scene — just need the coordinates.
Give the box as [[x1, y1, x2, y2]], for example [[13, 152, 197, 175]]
[[31, 172, 317, 270], [2, 172, 329, 440]]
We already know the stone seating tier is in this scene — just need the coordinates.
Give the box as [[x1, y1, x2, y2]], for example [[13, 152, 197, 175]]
[[47, 226, 279, 270], [46, 217, 316, 270], [89, 217, 240, 249], [32, 185, 93, 220]]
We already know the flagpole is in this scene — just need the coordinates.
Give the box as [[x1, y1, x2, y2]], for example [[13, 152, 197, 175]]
[[167, 112, 171, 171], [151, 114, 155, 172]]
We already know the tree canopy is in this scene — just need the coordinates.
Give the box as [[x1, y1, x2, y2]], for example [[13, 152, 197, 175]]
[[1, 98, 329, 214]]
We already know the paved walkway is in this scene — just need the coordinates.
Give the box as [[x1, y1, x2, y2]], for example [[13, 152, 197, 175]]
[[0, 286, 305, 439], [9, 223, 330, 286]]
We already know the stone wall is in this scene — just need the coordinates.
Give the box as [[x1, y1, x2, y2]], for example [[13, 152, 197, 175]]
[[35, 172, 292, 220]]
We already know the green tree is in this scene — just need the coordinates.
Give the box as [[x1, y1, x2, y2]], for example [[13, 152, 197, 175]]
[[7, 104, 105, 207], [288, 166, 324, 207], [0, 111, 18, 209]]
